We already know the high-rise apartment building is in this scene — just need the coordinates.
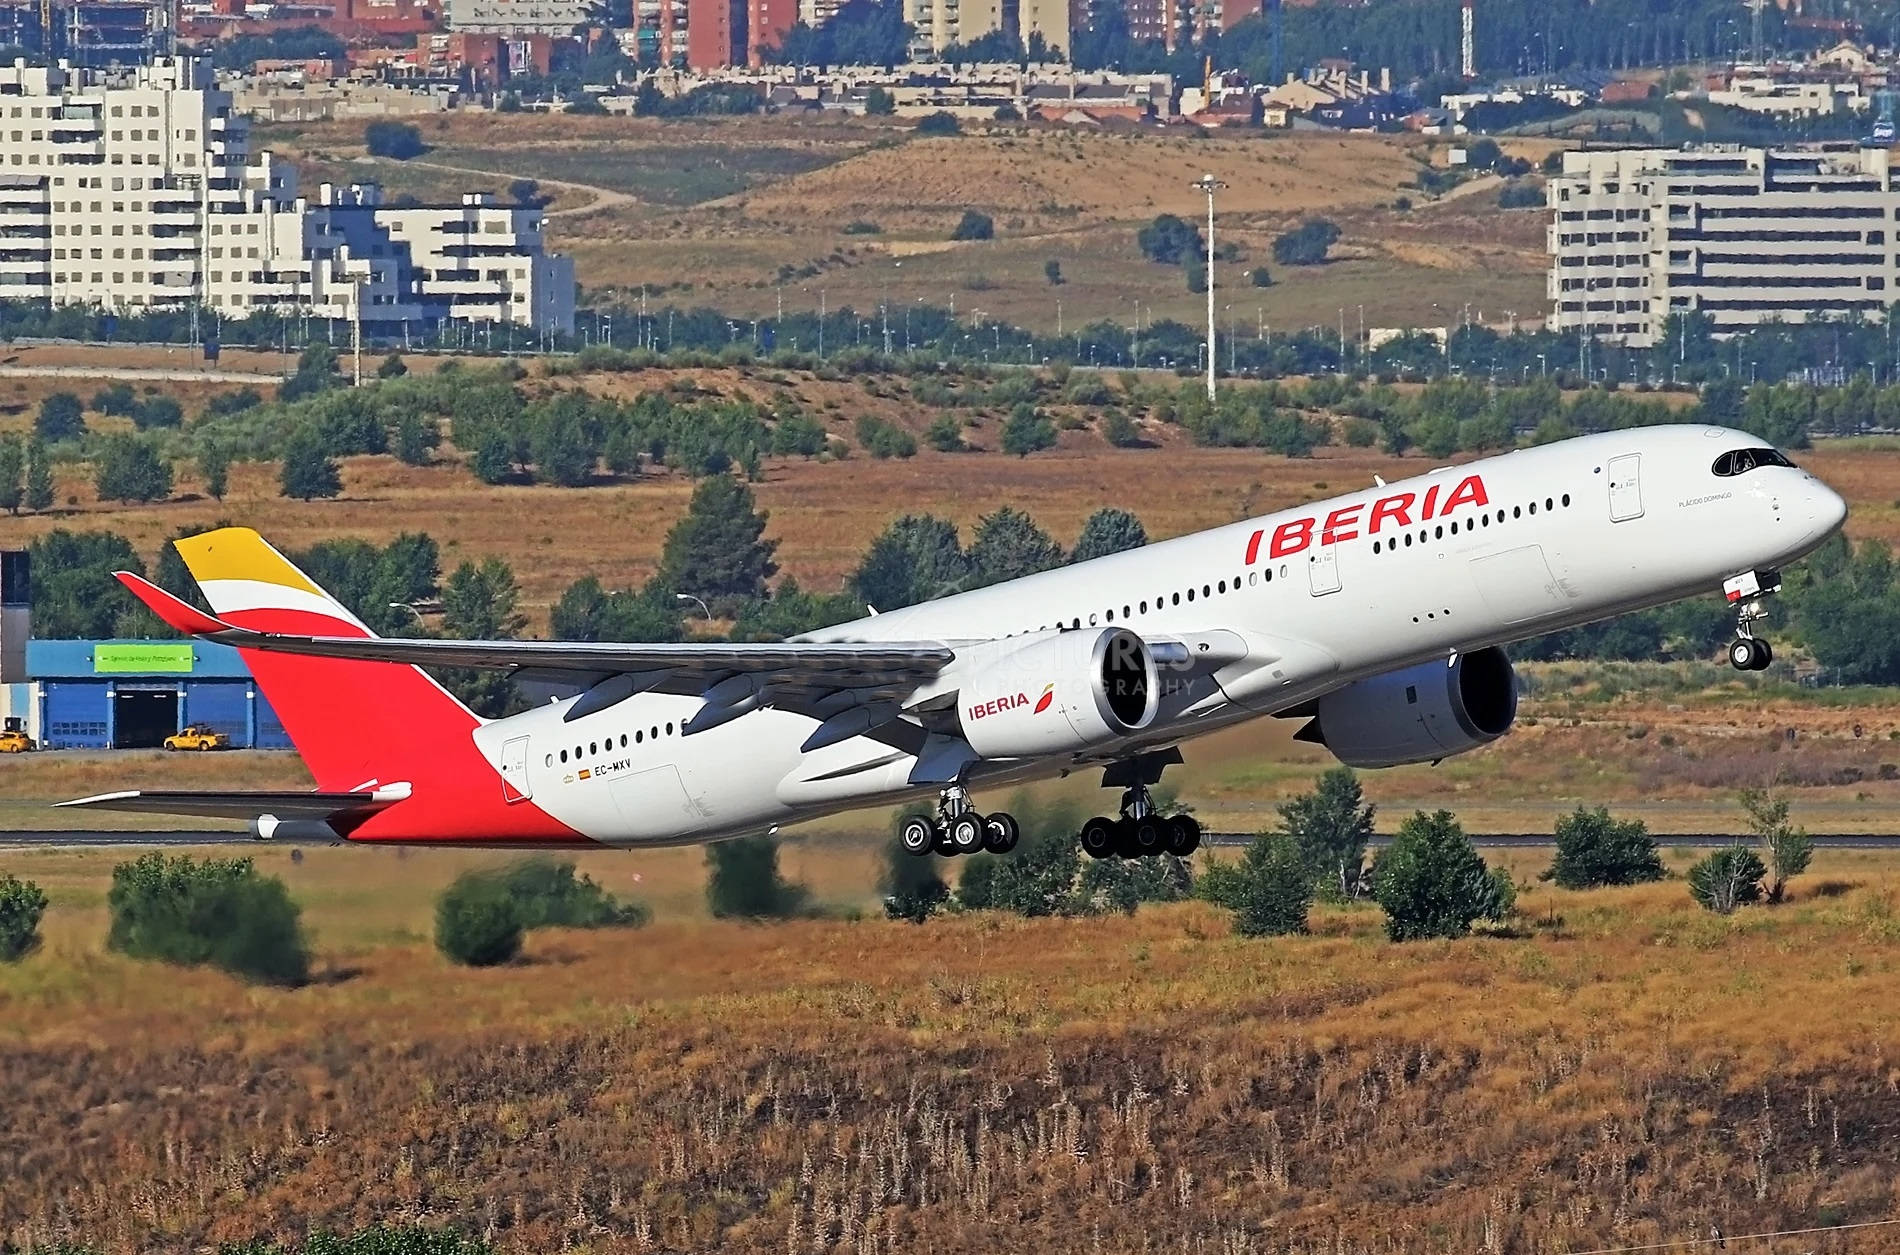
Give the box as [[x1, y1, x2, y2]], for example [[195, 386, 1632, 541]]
[[1548, 144, 1900, 347], [911, 0, 1067, 55], [0, 57, 572, 332]]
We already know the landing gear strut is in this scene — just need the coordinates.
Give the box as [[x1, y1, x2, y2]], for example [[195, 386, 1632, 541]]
[[1081, 780, 1201, 861], [1724, 568, 1780, 672], [900, 786, 1019, 857]]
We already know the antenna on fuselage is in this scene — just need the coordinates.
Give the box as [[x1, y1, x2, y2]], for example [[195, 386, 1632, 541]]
[[1374, 475, 1387, 487]]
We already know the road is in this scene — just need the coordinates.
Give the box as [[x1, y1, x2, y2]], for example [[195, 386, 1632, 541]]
[[4, 831, 1900, 849], [0, 364, 283, 384]]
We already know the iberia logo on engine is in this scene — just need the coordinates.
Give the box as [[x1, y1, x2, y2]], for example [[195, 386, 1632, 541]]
[[970, 683, 1056, 720]]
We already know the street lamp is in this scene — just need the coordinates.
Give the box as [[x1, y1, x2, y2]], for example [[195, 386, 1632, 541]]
[[675, 593, 712, 621], [387, 602, 426, 627], [1190, 172, 1226, 403]]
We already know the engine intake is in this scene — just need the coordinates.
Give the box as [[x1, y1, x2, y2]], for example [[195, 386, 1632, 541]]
[[1297, 646, 1517, 768], [958, 627, 1159, 759]]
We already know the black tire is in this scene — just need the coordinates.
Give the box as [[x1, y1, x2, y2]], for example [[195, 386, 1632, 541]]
[[983, 812, 1019, 854], [1080, 816, 1117, 860], [948, 813, 985, 855], [1129, 816, 1165, 857], [1752, 639, 1774, 670], [1729, 638, 1756, 671], [1165, 814, 1201, 856], [899, 816, 936, 856]]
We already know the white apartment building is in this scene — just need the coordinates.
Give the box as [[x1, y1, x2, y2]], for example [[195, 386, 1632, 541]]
[[1547, 144, 1900, 347], [444, 0, 595, 35], [0, 57, 573, 333]]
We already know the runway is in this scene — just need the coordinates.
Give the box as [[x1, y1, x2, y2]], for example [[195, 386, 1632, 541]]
[[3, 830, 1899, 849]]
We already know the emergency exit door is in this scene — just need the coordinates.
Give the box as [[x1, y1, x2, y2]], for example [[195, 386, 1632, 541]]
[[1308, 545, 1341, 596], [1607, 454, 1643, 522], [500, 736, 532, 803]]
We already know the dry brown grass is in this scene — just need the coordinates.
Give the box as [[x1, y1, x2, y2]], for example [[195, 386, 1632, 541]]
[[4, 838, 1900, 1253]]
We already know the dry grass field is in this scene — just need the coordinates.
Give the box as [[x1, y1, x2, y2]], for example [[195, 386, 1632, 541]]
[[256, 113, 1550, 333], [5, 835, 1900, 1253]]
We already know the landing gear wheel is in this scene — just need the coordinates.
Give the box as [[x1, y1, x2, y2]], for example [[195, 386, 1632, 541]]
[[982, 812, 1019, 854], [1730, 638, 1763, 672], [1129, 815, 1166, 858], [899, 815, 937, 856], [1080, 816, 1118, 860], [1165, 814, 1202, 856], [947, 812, 985, 855], [1752, 639, 1774, 670]]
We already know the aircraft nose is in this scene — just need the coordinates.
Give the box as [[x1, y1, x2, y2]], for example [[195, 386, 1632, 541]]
[[1807, 480, 1848, 542]]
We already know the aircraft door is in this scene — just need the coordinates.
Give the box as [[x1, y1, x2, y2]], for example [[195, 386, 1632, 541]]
[[1607, 454, 1644, 522], [499, 735, 532, 803], [1308, 545, 1341, 596]]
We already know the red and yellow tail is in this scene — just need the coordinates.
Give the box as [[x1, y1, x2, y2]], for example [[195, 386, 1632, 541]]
[[175, 527, 481, 796]]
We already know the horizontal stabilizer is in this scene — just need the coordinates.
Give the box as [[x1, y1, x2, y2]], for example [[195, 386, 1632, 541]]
[[113, 571, 233, 636], [58, 788, 407, 822]]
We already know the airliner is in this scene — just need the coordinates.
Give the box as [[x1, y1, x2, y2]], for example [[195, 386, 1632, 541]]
[[72, 425, 1846, 859]]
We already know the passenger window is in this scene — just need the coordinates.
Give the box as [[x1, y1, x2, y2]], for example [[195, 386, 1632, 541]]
[[620, 734, 628, 748], [666, 722, 674, 734], [1186, 588, 1196, 602], [636, 730, 644, 743], [1218, 580, 1226, 594], [559, 749, 568, 763], [590, 742, 598, 756], [1562, 493, 1571, 507], [1172, 593, 1181, 605], [1529, 502, 1537, 515]]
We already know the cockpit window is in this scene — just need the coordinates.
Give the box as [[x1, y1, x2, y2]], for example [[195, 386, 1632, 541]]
[[1712, 447, 1796, 477]]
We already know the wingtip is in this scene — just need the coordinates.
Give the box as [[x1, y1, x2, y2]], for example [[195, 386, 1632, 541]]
[[56, 790, 138, 809], [116, 572, 232, 636]]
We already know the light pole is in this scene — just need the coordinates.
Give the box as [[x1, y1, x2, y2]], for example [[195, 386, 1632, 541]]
[[387, 602, 425, 627], [675, 593, 712, 621], [1191, 172, 1226, 403]]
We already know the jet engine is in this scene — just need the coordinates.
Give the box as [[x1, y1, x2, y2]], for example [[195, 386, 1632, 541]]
[[1296, 646, 1517, 768], [957, 627, 1159, 759]]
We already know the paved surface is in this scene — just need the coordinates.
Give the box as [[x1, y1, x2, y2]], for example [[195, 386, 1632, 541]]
[[0, 364, 282, 383], [5, 831, 1900, 849]]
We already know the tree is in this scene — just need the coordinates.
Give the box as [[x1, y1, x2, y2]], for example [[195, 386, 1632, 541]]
[[23, 437, 52, 512], [851, 513, 970, 609], [968, 506, 1063, 587], [377, 352, 409, 379], [1372, 810, 1509, 941], [1688, 845, 1766, 915], [1250, 266, 1274, 287], [881, 807, 950, 923], [1271, 218, 1341, 267], [472, 427, 515, 484], [1044, 258, 1064, 286], [105, 853, 309, 986], [0, 873, 47, 961], [656, 475, 779, 614], [91, 382, 136, 415], [925, 415, 966, 452], [1100, 410, 1140, 448], [395, 412, 432, 467], [507, 178, 543, 208], [1224, 832, 1313, 937], [93, 435, 172, 504], [495, 857, 647, 929], [36, 391, 84, 442], [1497, 180, 1544, 209], [26, 529, 147, 638], [1741, 785, 1812, 903], [864, 85, 896, 115], [706, 834, 811, 918], [434, 873, 524, 966], [1070, 507, 1147, 564], [279, 425, 342, 500], [951, 210, 995, 241], [1001, 404, 1057, 456], [199, 440, 230, 501], [550, 575, 682, 643], [1281, 766, 1375, 899], [0, 435, 22, 515], [130, 395, 182, 430], [364, 119, 425, 159], [1137, 213, 1203, 265], [442, 556, 526, 639], [1545, 806, 1663, 889], [915, 110, 961, 135]]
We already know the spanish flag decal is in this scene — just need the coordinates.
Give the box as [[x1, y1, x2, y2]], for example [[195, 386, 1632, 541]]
[[1033, 684, 1055, 715], [578, 769, 592, 780]]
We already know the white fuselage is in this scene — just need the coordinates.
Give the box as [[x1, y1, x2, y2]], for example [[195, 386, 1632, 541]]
[[473, 426, 1847, 845]]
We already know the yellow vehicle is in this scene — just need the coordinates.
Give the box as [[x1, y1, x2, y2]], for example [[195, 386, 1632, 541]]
[[0, 729, 34, 753], [163, 725, 230, 752]]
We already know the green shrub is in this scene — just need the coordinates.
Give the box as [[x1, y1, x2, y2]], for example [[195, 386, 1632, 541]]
[[434, 874, 524, 966], [36, 391, 84, 441], [915, 110, 961, 135], [496, 857, 649, 929], [1271, 218, 1340, 266], [951, 209, 994, 241], [1371, 810, 1508, 941], [855, 415, 918, 458], [0, 872, 48, 961], [1545, 806, 1664, 889], [881, 806, 950, 923], [1001, 405, 1056, 456], [706, 834, 811, 919], [1741, 785, 1813, 903], [1224, 832, 1313, 937], [91, 382, 136, 415], [106, 853, 309, 985], [1497, 179, 1544, 209], [925, 414, 966, 451], [1281, 765, 1374, 899], [1687, 845, 1765, 914]]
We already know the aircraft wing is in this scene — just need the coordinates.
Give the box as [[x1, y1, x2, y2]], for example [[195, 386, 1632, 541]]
[[115, 572, 957, 710], [58, 788, 402, 820]]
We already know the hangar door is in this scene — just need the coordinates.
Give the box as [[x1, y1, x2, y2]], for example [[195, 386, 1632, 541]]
[[113, 683, 180, 748], [184, 681, 249, 746], [42, 681, 109, 749]]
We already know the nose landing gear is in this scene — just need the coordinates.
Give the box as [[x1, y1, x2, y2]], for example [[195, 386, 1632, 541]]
[[1723, 568, 1781, 672], [899, 786, 1020, 857]]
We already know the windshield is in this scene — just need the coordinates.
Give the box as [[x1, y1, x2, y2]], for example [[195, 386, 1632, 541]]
[[1712, 447, 1796, 477]]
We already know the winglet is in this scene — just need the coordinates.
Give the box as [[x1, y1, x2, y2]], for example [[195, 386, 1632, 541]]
[[115, 571, 238, 637]]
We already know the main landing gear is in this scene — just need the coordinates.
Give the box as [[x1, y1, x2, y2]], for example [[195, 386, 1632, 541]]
[[1723, 568, 1781, 672], [899, 785, 1020, 858], [1079, 784, 1202, 861]]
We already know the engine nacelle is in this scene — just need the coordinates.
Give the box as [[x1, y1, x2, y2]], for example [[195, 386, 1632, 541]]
[[1298, 646, 1517, 768], [958, 628, 1159, 759]]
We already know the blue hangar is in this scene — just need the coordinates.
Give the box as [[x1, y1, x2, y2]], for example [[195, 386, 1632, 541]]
[[2, 639, 293, 750]]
